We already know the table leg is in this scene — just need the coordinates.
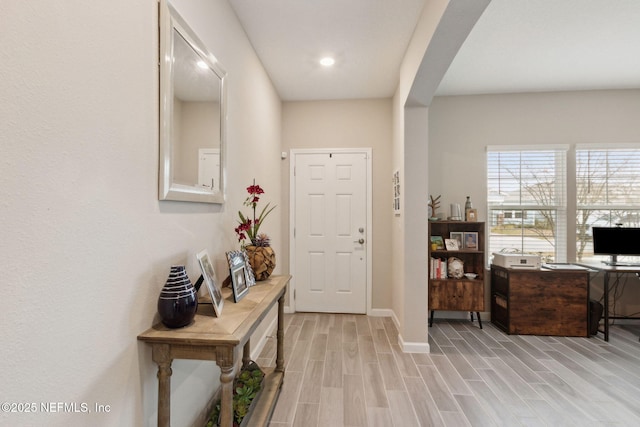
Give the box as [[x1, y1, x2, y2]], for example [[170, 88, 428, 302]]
[[152, 344, 172, 427], [243, 341, 251, 368], [604, 272, 610, 342], [276, 294, 285, 373], [216, 347, 236, 427]]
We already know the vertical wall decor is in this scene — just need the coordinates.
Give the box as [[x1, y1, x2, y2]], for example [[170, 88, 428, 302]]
[[393, 170, 401, 215]]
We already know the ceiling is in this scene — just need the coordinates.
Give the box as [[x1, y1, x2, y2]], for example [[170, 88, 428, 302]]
[[229, 0, 640, 101]]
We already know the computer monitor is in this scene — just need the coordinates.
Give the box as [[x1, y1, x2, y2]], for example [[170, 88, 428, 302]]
[[592, 227, 640, 264]]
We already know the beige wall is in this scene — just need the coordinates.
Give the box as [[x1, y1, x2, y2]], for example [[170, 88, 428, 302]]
[[281, 99, 393, 310], [390, 0, 489, 347], [0, 1, 282, 426], [429, 89, 640, 317]]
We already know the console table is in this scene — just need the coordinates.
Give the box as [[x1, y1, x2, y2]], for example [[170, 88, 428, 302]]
[[138, 275, 290, 427]]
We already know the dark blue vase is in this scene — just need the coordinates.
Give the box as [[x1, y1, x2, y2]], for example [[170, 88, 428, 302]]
[[157, 265, 198, 328]]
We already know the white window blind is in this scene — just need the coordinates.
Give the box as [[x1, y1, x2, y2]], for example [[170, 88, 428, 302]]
[[576, 145, 640, 262], [486, 147, 567, 262]]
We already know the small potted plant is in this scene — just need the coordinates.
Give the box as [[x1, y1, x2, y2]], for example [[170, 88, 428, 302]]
[[235, 181, 276, 280], [206, 362, 265, 427]]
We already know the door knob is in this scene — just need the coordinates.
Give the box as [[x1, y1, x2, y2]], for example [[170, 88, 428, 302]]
[[354, 238, 365, 244]]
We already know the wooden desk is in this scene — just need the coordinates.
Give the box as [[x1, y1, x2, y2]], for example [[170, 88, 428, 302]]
[[138, 275, 290, 427], [490, 266, 590, 337], [577, 262, 640, 342]]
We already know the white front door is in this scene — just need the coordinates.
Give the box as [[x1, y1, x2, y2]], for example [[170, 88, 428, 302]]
[[198, 148, 220, 191], [292, 150, 370, 314]]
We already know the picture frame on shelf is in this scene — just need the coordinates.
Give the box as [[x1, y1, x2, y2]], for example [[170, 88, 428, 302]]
[[196, 249, 224, 317], [466, 208, 478, 222], [463, 232, 479, 250], [450, 232, 463, 249], [430, 235, 445, 250], [444, 238, 460, 251], [230, 261, 250, 302]]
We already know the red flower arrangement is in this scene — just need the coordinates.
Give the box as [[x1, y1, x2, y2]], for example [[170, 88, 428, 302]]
[[235, 181, 276, 247]]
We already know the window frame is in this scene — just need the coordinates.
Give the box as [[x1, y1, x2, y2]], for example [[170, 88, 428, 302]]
[[486, 145, 568, 263]]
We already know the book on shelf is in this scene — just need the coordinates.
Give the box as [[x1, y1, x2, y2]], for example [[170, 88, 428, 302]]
[[430, 257, 448, 279]]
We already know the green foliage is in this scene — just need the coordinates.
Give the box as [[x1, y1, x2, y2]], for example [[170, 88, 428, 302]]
[[205, 362, 265, 427]]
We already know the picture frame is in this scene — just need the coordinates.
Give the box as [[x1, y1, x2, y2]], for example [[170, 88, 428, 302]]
[[230, 260, 250, 302], [466, 208, 478, 222], [444, 238, 459, 251], [393, 170, 401, 215], [430, 235, 445, 250], [449, 231, 463, 249], [463, 232, 479, 250], [226, 250, 255, 287], [196, 249, 224, 317]]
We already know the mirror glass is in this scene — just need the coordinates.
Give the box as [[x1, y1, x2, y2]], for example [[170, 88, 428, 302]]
[[159, 1, 226, 203]]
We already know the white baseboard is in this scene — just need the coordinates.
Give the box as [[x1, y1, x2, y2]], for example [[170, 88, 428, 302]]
[[375, 308, 430, 353], [369, 308, 394, 317], [397, 334, 430, 353]]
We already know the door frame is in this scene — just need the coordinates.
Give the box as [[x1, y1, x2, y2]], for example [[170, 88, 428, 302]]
[[289, 148, 373, 314]]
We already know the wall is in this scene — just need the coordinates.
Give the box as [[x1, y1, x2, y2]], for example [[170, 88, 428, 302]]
[[0, 1, 282, 426], [390, 0, 451, 349], [281, 99, 393, 310], [429, 89, 640, 316], [390, 0, 488, 347]]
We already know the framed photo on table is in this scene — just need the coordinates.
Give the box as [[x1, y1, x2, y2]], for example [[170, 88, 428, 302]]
[[196, 249, 224, 317], [230, 261, 249, 302], [226, 250, 255, 287]]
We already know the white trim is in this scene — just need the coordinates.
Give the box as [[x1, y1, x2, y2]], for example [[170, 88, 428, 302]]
[[397, 334, 430, 353], [486, 144, 570, 152], [289, 148, 373, 315], [388, 309, 430, 353], [369, 308, 394, 317], [576, 142, 640, 150]]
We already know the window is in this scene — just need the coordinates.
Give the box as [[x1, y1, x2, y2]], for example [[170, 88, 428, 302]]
[[486, 146, 567, 262], [576, 145, 640, 262]]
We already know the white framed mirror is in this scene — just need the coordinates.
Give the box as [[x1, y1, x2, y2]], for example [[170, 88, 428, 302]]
[[159, 0, 227, 203]]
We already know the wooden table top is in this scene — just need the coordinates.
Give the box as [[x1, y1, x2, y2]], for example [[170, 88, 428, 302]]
[[138, 275, 290, 347]]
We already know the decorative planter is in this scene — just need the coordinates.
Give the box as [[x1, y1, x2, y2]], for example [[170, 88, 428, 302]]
[[245, 246, 276, 281], [157, 265, 198, 328]]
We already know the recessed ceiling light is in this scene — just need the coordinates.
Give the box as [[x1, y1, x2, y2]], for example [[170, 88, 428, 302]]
[[197, 60, 208, 69], [320, 57, 335, 67]]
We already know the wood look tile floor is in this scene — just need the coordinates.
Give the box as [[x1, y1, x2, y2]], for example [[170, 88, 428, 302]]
[[257, 313, 640, 427]]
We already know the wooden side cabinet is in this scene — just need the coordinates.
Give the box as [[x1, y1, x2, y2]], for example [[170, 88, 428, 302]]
[[490, 265, 589, 336], [428, 221, 485, 327]]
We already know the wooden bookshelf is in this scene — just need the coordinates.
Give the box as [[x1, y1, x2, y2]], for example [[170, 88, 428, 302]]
[[428, 221, 485, 327]]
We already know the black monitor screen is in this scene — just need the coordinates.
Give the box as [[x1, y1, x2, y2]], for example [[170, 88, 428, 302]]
[[592, 227, 640, 256]]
